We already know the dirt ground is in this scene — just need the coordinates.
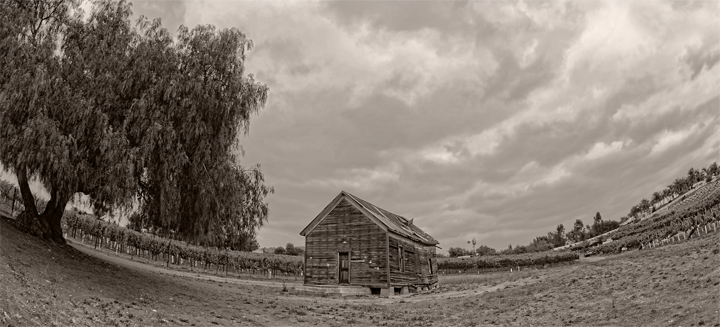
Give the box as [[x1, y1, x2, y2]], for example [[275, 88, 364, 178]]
[[1, 217, 719, 326], [67, 236, 302, 284]]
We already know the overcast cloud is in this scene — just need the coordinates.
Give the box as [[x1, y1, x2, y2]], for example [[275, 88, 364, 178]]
[[130, 0, 719, 252], [6, 1, 717, 253]]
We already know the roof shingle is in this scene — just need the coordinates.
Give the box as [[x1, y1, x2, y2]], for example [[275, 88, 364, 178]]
[[343, 191, 439, 245]]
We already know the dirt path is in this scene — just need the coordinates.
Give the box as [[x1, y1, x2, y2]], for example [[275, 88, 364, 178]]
[[70, 240, 293, 289], [579, 248, 638, 262], [337, 275, 546, 306], [72, 240, 544, 306]]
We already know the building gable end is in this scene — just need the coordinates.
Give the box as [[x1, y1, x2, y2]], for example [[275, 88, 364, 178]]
[[300, 192, 388, 236]]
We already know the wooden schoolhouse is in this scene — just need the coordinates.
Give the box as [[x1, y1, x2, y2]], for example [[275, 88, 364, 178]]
[[299, 191, 439, 295]]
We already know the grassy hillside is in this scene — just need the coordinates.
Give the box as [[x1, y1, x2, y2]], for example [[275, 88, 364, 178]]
[[564, 180, 720, 254]]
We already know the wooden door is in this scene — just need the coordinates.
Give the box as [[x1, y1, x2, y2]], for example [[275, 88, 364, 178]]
[[338, 252, 349, 284]]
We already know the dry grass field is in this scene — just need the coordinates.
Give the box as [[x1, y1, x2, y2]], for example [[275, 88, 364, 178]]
[[1, 216, 718, 326]]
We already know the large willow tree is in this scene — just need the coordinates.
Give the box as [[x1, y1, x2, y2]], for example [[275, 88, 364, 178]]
[[0, 0, 272, 246]]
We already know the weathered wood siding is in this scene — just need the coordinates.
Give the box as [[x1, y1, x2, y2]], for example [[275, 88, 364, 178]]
[[304, 199, 388, 287], [420, 245, 438, 285], [388, 235, 438, 286]]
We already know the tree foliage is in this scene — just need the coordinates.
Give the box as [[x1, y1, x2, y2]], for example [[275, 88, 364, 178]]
[[624, 162, 719, 220], [284, 243, 304, 256], [1, 0, 135, 241], [474, 245, 497, 256], [124, 17, 272, 248], [545, 224, 566, 247], [566, 219, 587, 243], [1, 0, 271, 245], [447, 247, 473, 257]]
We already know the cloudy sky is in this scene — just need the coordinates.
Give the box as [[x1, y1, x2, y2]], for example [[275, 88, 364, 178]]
[[6, 1, 718, 253], [130, 0, 719, 252]]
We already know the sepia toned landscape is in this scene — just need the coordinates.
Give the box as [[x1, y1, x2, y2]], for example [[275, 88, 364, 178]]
[[1, 0, 719, 326]]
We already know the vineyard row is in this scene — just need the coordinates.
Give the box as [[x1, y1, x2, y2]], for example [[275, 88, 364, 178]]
[[574, 189, 720, 255], [61, 213, 304, 276], [60, 212, 580, 277]]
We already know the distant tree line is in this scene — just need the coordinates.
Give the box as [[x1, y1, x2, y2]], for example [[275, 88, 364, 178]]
[[447, 211, 620, 257], [446, 162, 719, 258], [273, 243, 305, 256], [621, 162, 719, 222]]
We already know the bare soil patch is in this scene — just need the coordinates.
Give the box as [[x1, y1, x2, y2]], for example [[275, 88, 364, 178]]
[[2, 217, 719, 326], [0, 217, 330, 327]]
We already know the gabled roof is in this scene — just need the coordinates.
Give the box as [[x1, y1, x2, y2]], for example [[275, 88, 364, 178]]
[[300, 191, 439, 245]]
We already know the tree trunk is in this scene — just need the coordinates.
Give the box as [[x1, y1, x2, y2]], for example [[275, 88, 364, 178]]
[[16, 166, 38, 215], [16, 166, 70, 244]]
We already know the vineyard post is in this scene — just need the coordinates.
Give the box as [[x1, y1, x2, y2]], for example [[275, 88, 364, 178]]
[[166, 239, 172, 267], [73, 214, 79, 238], [203, 245, 208, 272], [94, 221, 100, 249]]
